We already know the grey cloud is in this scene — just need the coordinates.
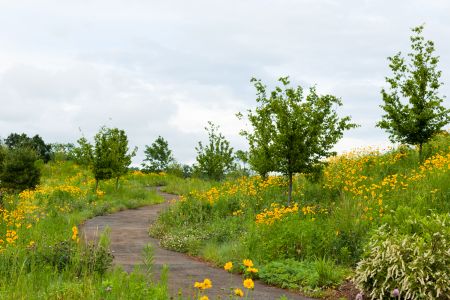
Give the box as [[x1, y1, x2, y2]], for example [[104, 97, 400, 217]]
[[1, 0, 450, 166]]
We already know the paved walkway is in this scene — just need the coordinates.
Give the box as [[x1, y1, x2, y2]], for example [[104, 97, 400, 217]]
[[81, 189, 312, 300]]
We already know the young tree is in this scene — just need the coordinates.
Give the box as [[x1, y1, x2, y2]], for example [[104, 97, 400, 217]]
[[0, 147, 41, 192], [142, 136, 174, 173], [195, 122, 234, 180], [238, 81, 277, 179], [72, 137, 94, 167], [92, 127, 136, 190], [235, 150, 250, 174], [241, 77, 357, 203], [377, 25, 450, 160]]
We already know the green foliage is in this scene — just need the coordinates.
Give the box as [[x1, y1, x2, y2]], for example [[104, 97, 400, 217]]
[[241, 76, 357, 202], [378, 25, 450, 159], [259, 258, 347, 290], [92, 127, 136, 189], [164, 162, 193, 178], [0, 146, 5, 169], [4, 133, 52, 163], [72, 137, 93, 166], [195, 122, 234, 180], [49, 143, 75, 162], [142, 136, 174, 173], [0, 147, 41, 192], [354, 213, 450, 299], [234, 150, 251, 176]]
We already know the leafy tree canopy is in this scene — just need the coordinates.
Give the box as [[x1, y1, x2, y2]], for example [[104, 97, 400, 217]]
[[195, 122, 234, 181], [93, 127, 136, 189], [377, 25, 450, 159], [142, 136, 174, 173], [241, 76, 357, 203], [72, 137, 94, 167]]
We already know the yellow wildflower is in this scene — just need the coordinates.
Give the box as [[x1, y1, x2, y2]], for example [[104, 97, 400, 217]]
[[203, 278, 212, 289], [234, 288, 244, 297], [224, 261, 233, 271], [71, 226, 78, 241], [243, 259, 253, 268], [194, 282, 204, 289], [243, 278, 254, 289], [194, 278, 212, 290]]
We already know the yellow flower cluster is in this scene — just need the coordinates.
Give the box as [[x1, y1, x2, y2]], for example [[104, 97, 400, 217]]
[[194, 278, 212, 290], [323, 147, 450, 222], [0, 194, 44, 251], [19, 184, 86, 201], [71, 226, 79, 242], [221, 259, 256, 297], [5, 230, 18, 244], [419, 152, 450, 173], [190, 176, 286, 205], [96, 189, 106, 197], [255, 203, 299, 225]]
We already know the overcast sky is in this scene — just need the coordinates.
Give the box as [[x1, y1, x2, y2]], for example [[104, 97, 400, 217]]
[[1, 0, 450, 165]]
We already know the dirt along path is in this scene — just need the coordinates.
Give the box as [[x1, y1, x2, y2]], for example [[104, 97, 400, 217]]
[[81, 188, 312, 300]]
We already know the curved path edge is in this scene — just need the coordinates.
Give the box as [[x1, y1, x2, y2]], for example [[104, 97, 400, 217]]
[[81, 188, 313, 300]]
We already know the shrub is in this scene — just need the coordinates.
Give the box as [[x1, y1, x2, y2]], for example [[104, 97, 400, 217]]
[[354, 213, 450, 299], [0, 147, 41, 192]]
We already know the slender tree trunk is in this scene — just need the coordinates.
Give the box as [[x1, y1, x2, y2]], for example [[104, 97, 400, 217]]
[[419, 143, 423, 162], [95, 179, 99, 192], [288, 172, 293, 205]]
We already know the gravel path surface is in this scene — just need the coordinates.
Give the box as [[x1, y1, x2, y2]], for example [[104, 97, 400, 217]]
[[81, 188, 312, 300]]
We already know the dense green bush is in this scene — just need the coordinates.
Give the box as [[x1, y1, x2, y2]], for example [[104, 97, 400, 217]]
[[354, 213, 450, 299], [0, 147, 41, 192]]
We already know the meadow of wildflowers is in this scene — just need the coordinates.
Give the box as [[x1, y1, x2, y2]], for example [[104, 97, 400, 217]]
[[152, 132, 450, 297], [0, 160, 167, 299]]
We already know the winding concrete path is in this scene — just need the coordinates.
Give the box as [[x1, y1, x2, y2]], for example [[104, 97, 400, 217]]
[[81, 189, 312, 300]]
